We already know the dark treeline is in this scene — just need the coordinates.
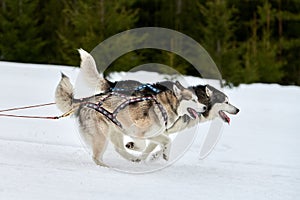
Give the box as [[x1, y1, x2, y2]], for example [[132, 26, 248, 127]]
[[0, 0, 299, 85]]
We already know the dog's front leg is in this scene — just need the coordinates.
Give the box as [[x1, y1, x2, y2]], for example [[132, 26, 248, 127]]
[[161, 135, 171, 161], [150, 134, 171, 161]]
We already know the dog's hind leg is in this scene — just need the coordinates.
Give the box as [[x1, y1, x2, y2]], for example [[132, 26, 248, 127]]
[[78, 112, 109, 167], [125, 139, 147, 151], [91, 132, 109, 167], [132, 142, 159, 161], [110, 133, 142, 162]]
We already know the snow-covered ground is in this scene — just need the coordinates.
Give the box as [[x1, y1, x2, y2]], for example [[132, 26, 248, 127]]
[[0, 61, 299, 200]]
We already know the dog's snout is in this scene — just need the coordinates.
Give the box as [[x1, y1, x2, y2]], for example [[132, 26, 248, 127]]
[[236, 108, 240, 113]]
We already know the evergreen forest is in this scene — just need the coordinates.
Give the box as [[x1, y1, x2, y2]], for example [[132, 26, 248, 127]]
[[0, 0, 299, 85]]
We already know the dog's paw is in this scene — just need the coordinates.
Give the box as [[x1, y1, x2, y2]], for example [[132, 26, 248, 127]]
[[162, 146, 170, 161], [125, 142, 135, 150], [163, 153, 169, 161], [131, 158, 142, 163], [93, 157, 109, 168], [148, 150, 163, 162]]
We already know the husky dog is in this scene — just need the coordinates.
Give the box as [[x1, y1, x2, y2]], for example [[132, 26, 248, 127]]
[[61, 49, 239, 161], [126, 84, 240, 161], [75, 49, 239, 161], [167, 84, 240, 132], [76, 49, 238, 125], [55, 72, 206, 166]]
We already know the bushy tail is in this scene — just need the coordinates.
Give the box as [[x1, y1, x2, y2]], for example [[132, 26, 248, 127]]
[[55, 73, 74, 113], [55, 49, 109, 113], [78, 49, 110, 92]]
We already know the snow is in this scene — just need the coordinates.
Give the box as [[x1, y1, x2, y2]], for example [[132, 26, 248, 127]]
[[0, 61, 300, 200]]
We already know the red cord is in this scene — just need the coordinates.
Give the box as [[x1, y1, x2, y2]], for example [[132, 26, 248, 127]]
[[0, 102, 56, 113], [0, 102, 64, 120], [0, 113, 59, 120]]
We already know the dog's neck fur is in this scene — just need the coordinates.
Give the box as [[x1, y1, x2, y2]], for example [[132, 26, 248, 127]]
[[156, 90, 179, 127]]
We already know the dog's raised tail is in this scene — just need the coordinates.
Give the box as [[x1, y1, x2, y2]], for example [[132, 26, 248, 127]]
[[78, 48, 110, 92], [55, 73, 74, 113]]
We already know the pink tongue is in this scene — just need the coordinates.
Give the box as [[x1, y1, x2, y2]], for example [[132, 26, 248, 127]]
[[220, 111, 230, 124], [226, 115, 230, 124], [192, 109, 198, 119]]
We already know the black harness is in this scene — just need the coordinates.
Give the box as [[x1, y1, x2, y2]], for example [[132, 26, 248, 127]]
[[80, 84, 168, 129]]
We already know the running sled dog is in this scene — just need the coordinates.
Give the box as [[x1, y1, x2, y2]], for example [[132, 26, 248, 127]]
[[56, 49, 239, 165], [55, 57, 206, 167], [74, 49, 240, 161]]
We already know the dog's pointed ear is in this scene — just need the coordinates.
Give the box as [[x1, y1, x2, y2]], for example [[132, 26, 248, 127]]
[[60, 72, 70, 80], [173, 81, 184, 97], [205, 85, 213, 97], [175, 81, 185, 90]]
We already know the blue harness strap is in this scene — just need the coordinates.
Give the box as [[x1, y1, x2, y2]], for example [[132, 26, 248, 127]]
[[135, 84, 161, 93], [111, 83, 161, 94]]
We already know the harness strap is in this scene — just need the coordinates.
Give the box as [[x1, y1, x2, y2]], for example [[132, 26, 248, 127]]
[[153, 97, 168, 127], [85, 102, 122, 128], [111, 84, 161, 94], [84, 94, 168, 129], [113, 96, 154, 115], [135, 84, 161, 93]]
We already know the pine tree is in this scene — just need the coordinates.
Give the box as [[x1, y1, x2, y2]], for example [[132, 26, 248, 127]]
[[198, 0, 241, 85], [0, 0, 45, 62], [243, 1, 283, 84], [275, 0, 300, 85], [36, 0, 65, 64], [57, 0, 139, 66]]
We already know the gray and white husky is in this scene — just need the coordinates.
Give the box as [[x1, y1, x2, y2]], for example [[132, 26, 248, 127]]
[[127, 84, 240, 161], [74, 49, 240, 161], [55, 53, 206, 166]]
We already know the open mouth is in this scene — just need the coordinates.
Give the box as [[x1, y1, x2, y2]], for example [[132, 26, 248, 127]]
[[187, 107, 199, 119], [219, 110, 230, 124]]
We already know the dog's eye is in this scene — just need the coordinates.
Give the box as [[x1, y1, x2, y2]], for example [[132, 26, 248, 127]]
[[225, 97, 229, 104]]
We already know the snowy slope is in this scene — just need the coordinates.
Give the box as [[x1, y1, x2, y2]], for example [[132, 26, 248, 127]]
[[0, 61, 299, 200]]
